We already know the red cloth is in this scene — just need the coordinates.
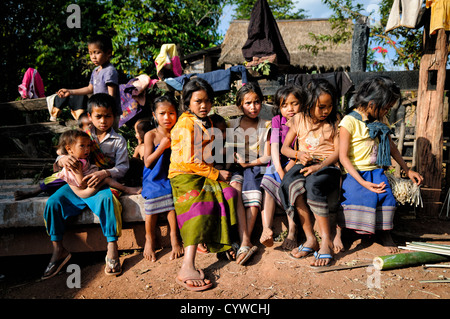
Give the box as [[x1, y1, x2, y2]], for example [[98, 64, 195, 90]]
[[18, 68, 45, 99]]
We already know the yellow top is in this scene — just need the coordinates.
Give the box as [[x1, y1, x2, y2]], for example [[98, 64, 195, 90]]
[[168, 112, 219, 180]]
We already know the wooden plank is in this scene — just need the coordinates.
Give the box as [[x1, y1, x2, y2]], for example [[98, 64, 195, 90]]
[[0, 97, 47, 112], [0, 121, 71, 137]]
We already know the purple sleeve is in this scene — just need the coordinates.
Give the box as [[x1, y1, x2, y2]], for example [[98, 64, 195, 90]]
[[103, 66, 119, 87], [270, 115, 281, 144]]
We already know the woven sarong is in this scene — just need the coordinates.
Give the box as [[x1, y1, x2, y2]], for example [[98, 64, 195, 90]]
[[170, 174, 238, 253], [339, 168, 397, 234], [279, 164, 341, 218]]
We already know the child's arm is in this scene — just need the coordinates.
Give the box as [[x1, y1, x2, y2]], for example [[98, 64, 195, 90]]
[[389, 135, 423, 185], [107, 84, 117, 98], [281, 127, 313, 166], [270, 142, 285, 179], [57, 84, 93, 98], [235, 138, 271, 168], [339, 126, 386, 193]]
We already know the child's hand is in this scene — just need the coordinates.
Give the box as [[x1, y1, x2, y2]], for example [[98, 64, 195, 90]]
[[299, 164, 320, 177], [83, 170, 108, 188], [362, 181, 386, 193], [160, 136, 171, 150], [58, 155, 79, 171], [57, 89, 71, 98], [234, 152, 248, 168], [407, 170, 423, 185], [218, 170, 231, 182], [299, 152, 313, 166]]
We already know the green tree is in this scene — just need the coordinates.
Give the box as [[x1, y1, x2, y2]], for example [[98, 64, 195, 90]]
[[231, 0, 309, 20]]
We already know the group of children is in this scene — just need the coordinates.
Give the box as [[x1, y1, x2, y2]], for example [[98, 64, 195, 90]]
[[16, 34, 424, 292]]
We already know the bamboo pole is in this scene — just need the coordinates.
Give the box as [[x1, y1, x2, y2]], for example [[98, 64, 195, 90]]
[[373, 251, 450, 271]]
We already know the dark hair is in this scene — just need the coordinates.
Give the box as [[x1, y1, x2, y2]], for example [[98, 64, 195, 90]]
[[135, 119, 153, 141], [235, 82, 264, 108], [181, 78, 214, 112], [88, 34, 113, 54], [302, 78, 340, 136], [273, 85, 304, 116], [57, 130, 90, 155], [87, 93, 118, 116], [77, 112, 90, 129], [351, 75, 401, 120], [209, 113, 227, 127], [152, 94, 179, 113]]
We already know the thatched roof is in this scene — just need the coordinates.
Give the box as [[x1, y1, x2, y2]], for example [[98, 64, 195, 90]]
[[218, 19, 352, 70]]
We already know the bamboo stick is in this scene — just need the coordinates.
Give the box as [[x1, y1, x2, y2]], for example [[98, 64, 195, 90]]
[[373, 251, 450, 270]]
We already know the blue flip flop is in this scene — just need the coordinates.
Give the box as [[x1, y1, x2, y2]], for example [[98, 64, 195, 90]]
[[311, 251, 333, 267], [290, 244, 315, 259]]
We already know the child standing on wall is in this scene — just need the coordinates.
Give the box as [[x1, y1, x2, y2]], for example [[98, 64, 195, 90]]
[[338, 76, 423, 253], [56, 34, 121, 120], [229, 82, 271, 265], [141, 95, 183, 262], [279, 79, 342, 267], [260, 85, 302, 250]]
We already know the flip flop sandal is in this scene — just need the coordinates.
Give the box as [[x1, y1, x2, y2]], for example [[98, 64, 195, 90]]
[[42, 253, 72, 280], [310, 251, 334, 268], [289, 244, 314, 260], [105, 256, 122, 276], [236, 245, 258, 265], [175, 269, 213, 292]]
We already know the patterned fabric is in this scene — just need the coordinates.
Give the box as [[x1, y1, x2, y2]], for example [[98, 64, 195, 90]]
[[170, 174, 238, 253], [279, 164, 341, 218], [84, 128, 113, 170], [339, 168, 397, 234]]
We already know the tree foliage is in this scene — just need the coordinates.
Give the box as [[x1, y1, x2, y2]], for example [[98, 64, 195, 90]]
[[1, 0, 227, 103], [231, 0, 309, 20]]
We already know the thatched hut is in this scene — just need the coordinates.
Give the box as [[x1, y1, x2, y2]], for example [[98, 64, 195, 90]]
[[218, 19, 353, 72]]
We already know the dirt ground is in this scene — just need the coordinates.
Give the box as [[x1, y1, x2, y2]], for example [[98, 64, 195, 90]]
[[1, 215, 450, 309]]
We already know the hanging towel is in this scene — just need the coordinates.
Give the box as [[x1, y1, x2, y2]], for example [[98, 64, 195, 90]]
[[155, 44, 183, 80], [18, 68, 45, 99], [385, 0, 423, 32], [426, 0, 450, 35]]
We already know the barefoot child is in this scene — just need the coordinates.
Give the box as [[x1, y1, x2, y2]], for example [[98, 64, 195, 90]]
[[229, 83, 271, 264], [279, 79, 342, 267], [141, 95, 183, 262], [260, 85, 302, 250], [169, 78, 239, 291], [338, 76, 423, 253]]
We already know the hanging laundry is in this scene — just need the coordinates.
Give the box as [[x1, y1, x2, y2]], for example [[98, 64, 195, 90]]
[[241, 0, 290, 67], [18, 68, 45, 99], [154, 44, 183, 80], [426, 0, 450, 35], [385, 0, 423, 32], [119, 74, 158, 127]]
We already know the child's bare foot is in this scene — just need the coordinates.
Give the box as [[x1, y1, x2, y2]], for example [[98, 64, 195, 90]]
[[259, 227, 273, 247], [333, 236, 344, 253], [378, 231, 400, 254], [281, 232, 297, 251], [170, 235, 184, 260], [143, 236, 157, 262], [14, 189, 41, 201]]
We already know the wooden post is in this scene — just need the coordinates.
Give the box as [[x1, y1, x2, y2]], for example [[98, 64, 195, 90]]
[[415, 28, 449, 216]]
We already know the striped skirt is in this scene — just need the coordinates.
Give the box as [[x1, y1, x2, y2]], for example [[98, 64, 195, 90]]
[[230, 165, 264, 210], [144, 194, 175, 215], [260, 164, 283, 207], [279, 164, 341, 218], [170, 174, 238, 253], [338, 168, 397, 235]]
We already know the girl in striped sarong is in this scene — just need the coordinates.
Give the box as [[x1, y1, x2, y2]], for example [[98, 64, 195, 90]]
[[339, 76, 423, 253], [141, 95, 183, 262]]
